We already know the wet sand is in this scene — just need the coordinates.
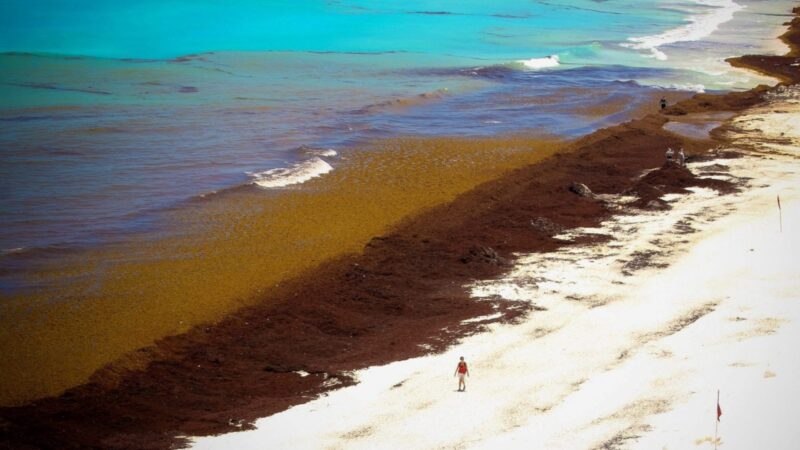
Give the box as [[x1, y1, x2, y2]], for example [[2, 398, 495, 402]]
[[2, 6, 800, 450]]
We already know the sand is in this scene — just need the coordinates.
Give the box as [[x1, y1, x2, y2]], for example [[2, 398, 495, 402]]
[[193, 83, 800, 449], [189, 85, 800, 450], [3, 7, 800, 450]]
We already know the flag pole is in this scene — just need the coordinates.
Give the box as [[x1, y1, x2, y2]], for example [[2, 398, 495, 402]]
[[714, 389, 720, 450], [778, 195, 783, 233]]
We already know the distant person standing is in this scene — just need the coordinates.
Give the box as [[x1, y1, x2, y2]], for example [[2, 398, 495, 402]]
[[678, 148, 686, 167], [665, 147, 674, 163], [660, 97, 667, 110], [454, 356, 469, 392]]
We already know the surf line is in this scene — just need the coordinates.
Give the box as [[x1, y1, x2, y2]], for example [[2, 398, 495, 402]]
[[622, 0, 744, 60]]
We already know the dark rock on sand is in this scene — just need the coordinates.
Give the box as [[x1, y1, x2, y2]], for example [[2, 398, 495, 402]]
[[530, 217, 564, 235], [460, 245, 509, 266], [569, 182, 595, 198]]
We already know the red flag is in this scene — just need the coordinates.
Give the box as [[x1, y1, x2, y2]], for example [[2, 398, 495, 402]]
[[717, 400, 722, 422]]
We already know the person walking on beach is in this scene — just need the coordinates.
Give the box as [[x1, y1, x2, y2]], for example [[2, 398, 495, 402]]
[[454, 356, 469, 392], [660, 97, 667, 110], [665, 147, 674, 163], [678, 148, 686, 167]]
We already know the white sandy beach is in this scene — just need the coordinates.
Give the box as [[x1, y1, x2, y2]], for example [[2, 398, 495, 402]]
[[191, 86, 800, 449]]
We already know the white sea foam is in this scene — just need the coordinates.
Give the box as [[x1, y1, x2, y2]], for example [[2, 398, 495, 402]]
[[516, 55, 560, 69], [669, 82, 706, 93], [294, 145, 338, 158], [633, 80, 706, 93], [651, 82, 706, 93], [250, 157, 333, 188], [623, 0, 744, 61]]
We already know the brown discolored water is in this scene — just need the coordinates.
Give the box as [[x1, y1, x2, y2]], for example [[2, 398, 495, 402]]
[[0, 135, 562, 406]]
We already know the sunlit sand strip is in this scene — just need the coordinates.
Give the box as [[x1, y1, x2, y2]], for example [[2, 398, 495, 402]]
[[191, 87, 800, 449]]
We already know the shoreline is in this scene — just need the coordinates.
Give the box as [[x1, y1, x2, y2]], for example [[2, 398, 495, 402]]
[[194, 85, 800, 448], [0, 74, 694, 406], [2, 6, 800, 450]]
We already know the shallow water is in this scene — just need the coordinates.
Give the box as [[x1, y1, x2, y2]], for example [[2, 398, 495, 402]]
[[0, 0, 792, 256], [662, 111, 736, 140], [0, 0, 796, 405]]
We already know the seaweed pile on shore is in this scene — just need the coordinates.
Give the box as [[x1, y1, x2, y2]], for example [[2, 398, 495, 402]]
[[2, 7, 800, 450]]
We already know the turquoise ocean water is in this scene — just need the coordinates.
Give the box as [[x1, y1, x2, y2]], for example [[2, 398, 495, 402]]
[[0, 0, 795, 289]]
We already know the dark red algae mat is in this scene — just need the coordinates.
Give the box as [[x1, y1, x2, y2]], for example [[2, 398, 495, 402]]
[[0, 106, 742, 450], [2, 8, 800, 449]]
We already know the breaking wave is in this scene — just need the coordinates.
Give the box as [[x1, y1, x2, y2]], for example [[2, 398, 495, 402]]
[[622, 0, 743, 61], [249, 157, 334, 188], [514, 55, 560, 69], [291, 145, 338, 158]]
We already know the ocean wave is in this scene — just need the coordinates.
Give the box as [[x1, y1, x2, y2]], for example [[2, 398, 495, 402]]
[[620, 79, 706, 93], [456, 65, 516, 79], [0, 243, 80, 261], [667, 83, 706, 93], [452, 55, 560, 80], [622, 0, 744, 61], [291, 145, 338, 158], [514, 55, 560, 69], [7, 82, 112, 95], [249, 157, 334, 188], [353, 88, 450, 114]]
